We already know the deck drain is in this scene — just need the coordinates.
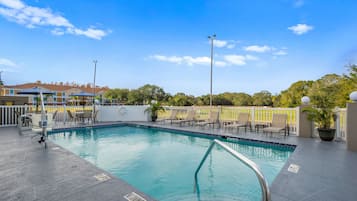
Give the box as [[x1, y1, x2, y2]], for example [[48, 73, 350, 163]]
[[93, 173, 111, 182], [288, 164, 300, 173], [124, 192, 146, 201]]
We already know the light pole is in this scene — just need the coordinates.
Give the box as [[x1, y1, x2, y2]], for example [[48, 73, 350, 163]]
[[92, 60, 97, 123], [0, 71, 3, 86], [208, 34, 216, 108]]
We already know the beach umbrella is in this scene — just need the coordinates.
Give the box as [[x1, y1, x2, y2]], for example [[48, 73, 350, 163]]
[[70, 91, 95, 110], [17, 87, 54, 112]]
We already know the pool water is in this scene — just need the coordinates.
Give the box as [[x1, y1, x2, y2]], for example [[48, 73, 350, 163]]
[[49, 126, 294, 201]]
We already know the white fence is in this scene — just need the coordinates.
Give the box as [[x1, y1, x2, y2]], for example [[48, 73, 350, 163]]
[[0, 105, 150, 127], [0, 105, 348, 140], [160, 106, 298, 133]]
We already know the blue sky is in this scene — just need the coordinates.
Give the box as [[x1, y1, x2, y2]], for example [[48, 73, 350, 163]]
[[1, 0, 357, 96]]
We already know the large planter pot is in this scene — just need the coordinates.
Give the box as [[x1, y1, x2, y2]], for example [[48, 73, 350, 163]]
[[151, 114, 158, 122], [317, 128, 336, 141]]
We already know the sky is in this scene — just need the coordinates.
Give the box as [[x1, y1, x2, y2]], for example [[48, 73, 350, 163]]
[[1, 0, 357, 96]]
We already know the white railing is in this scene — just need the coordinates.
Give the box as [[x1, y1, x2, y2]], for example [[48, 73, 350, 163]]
[[160, 106, 298, 134], [0, 105, 29, 127]]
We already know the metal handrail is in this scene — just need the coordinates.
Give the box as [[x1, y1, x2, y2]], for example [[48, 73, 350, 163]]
[[194, 139, 271, 201]]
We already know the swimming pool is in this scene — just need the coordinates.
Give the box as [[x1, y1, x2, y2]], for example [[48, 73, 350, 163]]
[[49, 125, 294, 201]]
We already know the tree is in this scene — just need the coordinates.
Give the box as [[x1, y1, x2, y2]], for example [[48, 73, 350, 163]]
[[137, 84, 166, 104], [277, 81, 313, 107], [252, 90, 273, 106], [169, 93, 195, 106], [104, 88, 130, 104]]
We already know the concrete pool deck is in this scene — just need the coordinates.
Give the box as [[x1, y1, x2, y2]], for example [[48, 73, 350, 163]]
[[1, 122, 357, 201]]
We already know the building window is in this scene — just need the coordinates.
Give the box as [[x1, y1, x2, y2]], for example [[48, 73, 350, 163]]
[[9, 89, 14, 95]]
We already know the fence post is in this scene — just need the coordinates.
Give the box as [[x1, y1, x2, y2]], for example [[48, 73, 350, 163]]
[[251, 107, 255, 127], [335, 108, 341, 141]]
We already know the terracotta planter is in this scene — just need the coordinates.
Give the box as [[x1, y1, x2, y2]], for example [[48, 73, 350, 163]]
[[317, 128, 336, 141]]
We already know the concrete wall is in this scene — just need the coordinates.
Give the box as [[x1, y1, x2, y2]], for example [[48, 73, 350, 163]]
[[96, 105, 150, 122], [296, 105, 314, 137]]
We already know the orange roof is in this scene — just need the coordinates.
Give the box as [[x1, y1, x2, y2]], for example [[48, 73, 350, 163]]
[[4, 82, 110, 93]]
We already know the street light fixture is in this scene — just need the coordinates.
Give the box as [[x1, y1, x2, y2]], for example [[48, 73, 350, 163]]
[[92, 60, 97, 123], [208, 34, 216, 108]]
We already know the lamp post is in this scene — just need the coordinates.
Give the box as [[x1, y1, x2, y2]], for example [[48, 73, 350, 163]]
[[208, 34, 216, 109], [92, 60, 97, 123], [0, 71, 3, 86]]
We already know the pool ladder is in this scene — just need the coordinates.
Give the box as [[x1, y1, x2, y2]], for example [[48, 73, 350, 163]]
[[194, 139, 271, 201]]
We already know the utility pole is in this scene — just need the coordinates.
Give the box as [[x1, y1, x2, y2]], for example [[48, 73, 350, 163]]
[[208, 34, 216, 109]]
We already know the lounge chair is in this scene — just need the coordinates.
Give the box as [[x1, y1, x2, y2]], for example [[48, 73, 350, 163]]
[[196, 111, 220, 128], [171, 110, 196, 126], [263, 114, 289, 136], [157, 109, 178, 124], [224, 112, 251, 133]]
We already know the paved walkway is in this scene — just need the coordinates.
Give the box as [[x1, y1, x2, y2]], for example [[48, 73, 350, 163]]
[[0, 126, 154, 201], [1, 123, 357, 201]]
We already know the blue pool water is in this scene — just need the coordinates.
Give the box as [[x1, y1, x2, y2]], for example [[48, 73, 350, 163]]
[[48, 125, 294, 201]]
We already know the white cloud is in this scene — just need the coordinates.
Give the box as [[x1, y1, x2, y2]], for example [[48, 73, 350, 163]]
[[244, 45, 271, 53], [224, 55, 246, 66], [226, 44, 235, 49], [151, 53, 258, 67], [245, 54, 259, 61], [0, 0, 108, 40], [150, 55, 210, 66], [0, 58, 16, 66], [214, 40, 228, 48], [212, 39, 238, 49], [288, 24, 313, 35], [273, 50, 288, 56], [0, 0, 24, 9], [214, 61, 227, 67]]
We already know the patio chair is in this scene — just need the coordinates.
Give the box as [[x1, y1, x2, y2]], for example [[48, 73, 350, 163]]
[[171, 110, 196, 126], [82, 110, 92, 123], [196, 111, 220, 128], [224, 112, 251, 133], [66, 110, 77, 123], [263, 113, 289, 136], [15, 111, 31, 127], [157, 109, 178, 124]]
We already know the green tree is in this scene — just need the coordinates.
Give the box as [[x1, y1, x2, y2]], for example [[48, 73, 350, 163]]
[[169, 93, 195, 106], [278, 81, 313, 107], [252, 90, 273, 106], [137, 84, 166, 104]]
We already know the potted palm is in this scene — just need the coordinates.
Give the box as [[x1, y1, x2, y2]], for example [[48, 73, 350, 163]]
[[303, 78, 336, 141], [145, 101, 165, 122]]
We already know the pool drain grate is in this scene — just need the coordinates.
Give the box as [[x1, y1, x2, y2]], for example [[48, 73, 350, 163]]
[[93, 173, 111, 182], [124, 192, 146, 201], [288, 164, 300, 173]]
